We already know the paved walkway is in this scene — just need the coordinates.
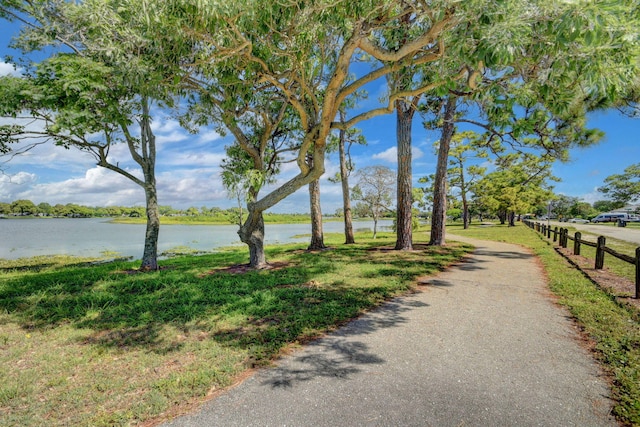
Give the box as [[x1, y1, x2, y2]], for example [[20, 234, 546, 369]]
[[164, 236, 617, 427]]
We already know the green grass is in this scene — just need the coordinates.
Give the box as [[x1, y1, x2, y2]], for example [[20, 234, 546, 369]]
[[111, 213, 345, 225], [560, 225, 638, 285], [0, 231, 470, 426], [450, 222, 640, 425]]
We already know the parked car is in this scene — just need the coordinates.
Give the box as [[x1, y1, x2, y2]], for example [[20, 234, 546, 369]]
[[591, 213, 629, 223], [568, 218, 589, 224]]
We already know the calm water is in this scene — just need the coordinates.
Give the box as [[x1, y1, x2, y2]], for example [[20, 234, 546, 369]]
[[0, 217, 392, 260]]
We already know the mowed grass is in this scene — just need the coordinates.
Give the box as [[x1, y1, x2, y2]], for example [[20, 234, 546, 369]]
[[0, 231, 471, 426], [450, 223, 640, 425], [560, 225, 638, 286]]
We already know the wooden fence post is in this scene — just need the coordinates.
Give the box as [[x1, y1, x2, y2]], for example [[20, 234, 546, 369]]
[[547, 225, 552, 239], [595, 236, 606, 269], [561, 228, 568, 248], [553, 226, 558, 243], [636, 247, 640, 299], [574, 232, 581, 255]]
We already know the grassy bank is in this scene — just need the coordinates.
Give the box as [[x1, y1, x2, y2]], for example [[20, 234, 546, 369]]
[[451, 223, 640, 425], [111, 213, 345, 225], [0, 231, 470, 426]]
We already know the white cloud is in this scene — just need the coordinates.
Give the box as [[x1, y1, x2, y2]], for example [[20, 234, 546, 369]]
[[372, 146, 424, 164], [0, 61, 21, 77], [578, 188, 604, 205], [197, 129, 224, 144], [160, 151, 226, 168], [156, 131, 190, 145]]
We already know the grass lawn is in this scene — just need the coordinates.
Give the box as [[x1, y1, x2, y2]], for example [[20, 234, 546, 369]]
[[450, 222, 640, 425], [0, 231, 470, 426]]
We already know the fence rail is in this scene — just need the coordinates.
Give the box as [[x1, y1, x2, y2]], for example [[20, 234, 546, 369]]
[[523, 220, 640, 299]]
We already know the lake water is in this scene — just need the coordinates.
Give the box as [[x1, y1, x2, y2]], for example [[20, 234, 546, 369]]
[[0, 217, 392, 260]]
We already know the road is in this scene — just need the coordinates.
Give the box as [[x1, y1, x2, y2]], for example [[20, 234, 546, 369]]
[[547, 220, 640, 245]]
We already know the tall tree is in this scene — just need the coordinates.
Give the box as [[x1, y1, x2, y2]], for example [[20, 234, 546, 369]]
[[327, 109, 366, 244], [446, 131, 489, 229], [598, 164, 640, 206], [421, 0, 639, 245], [472, 153, 557, 226], [216, 103, 301, 268], [0, 0, 187, 270], [173, 0, 481, 267], [429, 96, 457, 245]]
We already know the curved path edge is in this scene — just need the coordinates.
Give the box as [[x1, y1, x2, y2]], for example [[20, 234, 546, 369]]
[[163, 236, 617, 427]]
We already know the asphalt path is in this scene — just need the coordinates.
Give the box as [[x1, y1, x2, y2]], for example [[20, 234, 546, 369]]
[[548, 220, 640, 245], [163, 236, 616, 427]]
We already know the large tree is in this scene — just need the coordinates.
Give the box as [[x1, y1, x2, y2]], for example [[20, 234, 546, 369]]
[[0, 0, 189, 270], [173, 0, 483, 267], [472, 153, 557, 226], [327, 108, 366, 245], [421, 0, 639, 245], [446, 131, 489, 229], [598, 164, 640, 206]]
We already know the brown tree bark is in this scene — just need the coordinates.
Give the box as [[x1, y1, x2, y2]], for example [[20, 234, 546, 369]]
[[429, 96, 457, 246], [308, 177, 327, 250], [395, 99, 416, 250], [238, 206, 267, 269], [337, 119, 355, 244], [140, 180, 160, 271]]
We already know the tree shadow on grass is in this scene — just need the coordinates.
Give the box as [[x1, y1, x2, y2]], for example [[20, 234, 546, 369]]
[[0, 242, 467, 362]]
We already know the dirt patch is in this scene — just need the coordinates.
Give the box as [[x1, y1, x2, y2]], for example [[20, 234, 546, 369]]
[[556, 247, 640, 312], [203, 261, 291, 275]]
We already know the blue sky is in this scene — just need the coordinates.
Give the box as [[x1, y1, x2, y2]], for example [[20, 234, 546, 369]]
[[0, 24, 638, 214]]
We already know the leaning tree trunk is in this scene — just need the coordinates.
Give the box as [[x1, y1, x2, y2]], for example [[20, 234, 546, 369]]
[[395, 99, 415, 250], [429, 96, 457, 246], [308, 177, 327, 250], [238, 205, 267, 269], [338, 125, 355, 244]]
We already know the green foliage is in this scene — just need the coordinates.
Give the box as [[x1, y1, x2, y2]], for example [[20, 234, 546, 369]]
[[471, 152, 557, 221], [598, 163, 640, 206], [593, 200, 626, 213]]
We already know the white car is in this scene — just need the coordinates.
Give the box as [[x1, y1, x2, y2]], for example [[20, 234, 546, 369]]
[[568, 218, 590, 224]]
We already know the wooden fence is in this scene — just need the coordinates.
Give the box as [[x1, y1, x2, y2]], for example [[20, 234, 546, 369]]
[[523, 220, 640, 299]]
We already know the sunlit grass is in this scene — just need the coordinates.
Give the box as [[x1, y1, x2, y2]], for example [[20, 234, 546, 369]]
[[0, 231, 470, 426]]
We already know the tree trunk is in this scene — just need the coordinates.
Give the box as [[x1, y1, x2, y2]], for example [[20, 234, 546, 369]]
[[338, 125, 355, 244], [308, 177, 327, 250], [508, 211, 516, 226], [430, 96, 457, 246], [462, 194, 470, 230], [139, 180, 160, 271], [137, 97, 159, 271], [498, 210, 507, 225], [373, 215, 379, 239], [395, 99, 414, 250], [238, 206, 267, 269]]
